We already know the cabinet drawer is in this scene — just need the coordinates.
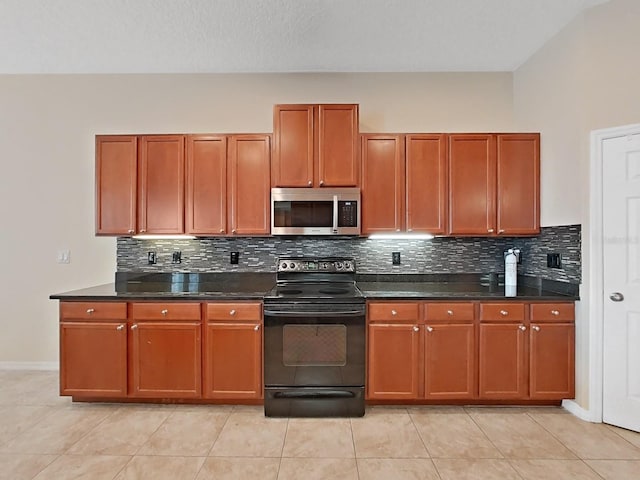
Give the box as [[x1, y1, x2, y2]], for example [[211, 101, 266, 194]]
[[206, 303, 262, 321], [424, 303, 475, 322], [60, 302, 127, 320], [530, 303, 575, 322], [480, 303, 525, 322], [131, 302, 201, 321], [368, 302, 419, 322]]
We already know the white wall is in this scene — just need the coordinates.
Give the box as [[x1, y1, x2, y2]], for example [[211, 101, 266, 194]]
[[514, 0, 640, 411], [0, 73, 514, 364]]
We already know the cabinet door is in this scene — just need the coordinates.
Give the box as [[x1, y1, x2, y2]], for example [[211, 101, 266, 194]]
[[496, 134, 540, 235], [448, 134, 496, 235], [530, 323, 575, 399], [130, 321, 202, 398], [367, 323, 420, 400], [361, 135, 405, 234], [317, 104, 359, 187], [185, 135, 227, 235], [95, 135, 137, 235], [60, 321, 127, 397], [204, 322, 262, 399], [228, 135, 271, 235], [424, 324, 476, 399], [138, 135, 185, 234], [406, 134, 447, 234], [479, 323, 527, 399], [272, 105, 314, 187]]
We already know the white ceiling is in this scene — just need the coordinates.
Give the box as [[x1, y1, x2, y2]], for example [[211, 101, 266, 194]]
[[0, 0, 609, 74]]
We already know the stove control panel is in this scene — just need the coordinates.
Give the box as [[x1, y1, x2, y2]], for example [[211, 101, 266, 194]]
[[277, 259, 355, 272]]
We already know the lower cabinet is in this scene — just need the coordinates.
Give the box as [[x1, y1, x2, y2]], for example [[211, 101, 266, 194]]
[[479, 322, 528, 398], [204, 302, 263, 399]]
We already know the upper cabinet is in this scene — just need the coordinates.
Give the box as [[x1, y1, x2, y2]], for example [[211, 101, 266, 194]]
[[272, 104, 359, 187], [448, 133, 539, 236], [96, 136, 138, 235]]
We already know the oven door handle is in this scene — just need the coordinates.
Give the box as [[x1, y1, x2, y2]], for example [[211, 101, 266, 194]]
[[273, 390, 356, 399], [263, 309, 365, 317]]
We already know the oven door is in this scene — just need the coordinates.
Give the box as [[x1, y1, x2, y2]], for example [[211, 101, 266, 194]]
[[263, 304, 365, 388]]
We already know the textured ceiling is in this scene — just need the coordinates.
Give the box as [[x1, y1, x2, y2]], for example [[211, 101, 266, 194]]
[[0, 0, 609, 74]]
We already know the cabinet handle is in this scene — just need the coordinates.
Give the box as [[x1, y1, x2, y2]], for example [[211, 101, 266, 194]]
[[116, 324, 125, 331], [391, 309, 397, 316], [319, 180, 324, 186], [498, 229, 505, 234], [232, 229, 237, 234], [551, 310, 560, 316], [127, 229, 134, 234], [447, 310, 453, 316], [254, 324, 260, 331], [487, 228, 494, 233], [307, 180, 312, 186], [230, 309, 236, 316], [532, 325, 541, 331], [140, 229, 146, 233], [500, 310, 508, 316], [426, 326, 434, 332], [86, 308, 95, 315], [518, 325, 526, 331], [131, 324, 138, 330], [396, 229, 401, 232], [161, 309, 168, 316], [413, 326, 419, 332], [219, 229, 224, 233]]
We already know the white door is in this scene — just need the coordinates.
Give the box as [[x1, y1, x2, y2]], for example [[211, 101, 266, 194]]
[[602, 132, 640, 432]]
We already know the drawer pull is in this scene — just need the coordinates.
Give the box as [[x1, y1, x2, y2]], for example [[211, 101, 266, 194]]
[[230, 309, 236, 316], [254, 324, 260, 331], [391, 309, 397, 316], [116, 324, 124, 331], [131, 324, 138, 330], [86, 308, 95, 314], [500, 310, 509, 316], [551, 310, 560, 316], [447, 310, 453, 316], [161, 309, 169, 316], [518, 325, 526, 331], [532, 325, 541, 331], [412, 326, 419, 332], [426, 326, 434, 332]]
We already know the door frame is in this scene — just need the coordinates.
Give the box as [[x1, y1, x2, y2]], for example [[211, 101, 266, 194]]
[[586, 122, 640, 423]]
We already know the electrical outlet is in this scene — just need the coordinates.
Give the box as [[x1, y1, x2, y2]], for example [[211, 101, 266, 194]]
[[392, 252, 401, 265], [547, 253, 562, 269], [148, 251, 157, 265], [230, 251, 239, 264], [57, 249, 71, 264], [172, 251, 182, 264]]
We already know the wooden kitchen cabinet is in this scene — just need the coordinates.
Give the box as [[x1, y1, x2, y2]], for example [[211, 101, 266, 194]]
[[204, 302, 263, 399], [405, 134, 448, 234], [228, 135, 271, 235], [59, 302, 128, 397], [361, 134, 405, 234], [129, 302, 202, 398], [185, 135, 227, 235], [272, 104, 359, 187], [95, 136, 138, 235], [448, 133, 540, 236]]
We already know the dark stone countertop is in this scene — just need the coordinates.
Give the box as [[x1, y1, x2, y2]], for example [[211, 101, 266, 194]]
[[50, 272, 579, 302]]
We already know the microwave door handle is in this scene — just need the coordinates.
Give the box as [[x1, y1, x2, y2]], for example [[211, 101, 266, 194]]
[[333, 195, 338, 233]]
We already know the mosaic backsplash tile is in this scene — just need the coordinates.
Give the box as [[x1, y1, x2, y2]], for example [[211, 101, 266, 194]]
[[117, 224, 581, 284]]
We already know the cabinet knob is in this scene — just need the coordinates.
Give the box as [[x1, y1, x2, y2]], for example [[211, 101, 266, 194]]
[[396, 229, 401, 232], [551, 310, 560, 316], [532, 325, 541, 331], [131, 324, 138, 330], [254, 324, 260, 331], [116, 324, 125, 331], [498, 229, 505, 234], [128, 229, 134, 234], [232, 229, 237, 234], [426, 326, 434, 332], [86, 308, 95, 315], [219, 229, 224, 233], [230, 309, 236, 316], [391, 309, 397, 316], [307, 180, 312, 186], [518, 325, 526, 331], [413, 326, 419, 332], [140, 229, 146, 233], [447, 310, 453, 316], [161, 309, 168, 316], [500, 310, 508, 316], [319, 180, 324, 186], [487, 228, 494, 233]]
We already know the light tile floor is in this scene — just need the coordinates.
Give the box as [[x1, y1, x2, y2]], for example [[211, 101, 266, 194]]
[[1, 370, 640, 479]]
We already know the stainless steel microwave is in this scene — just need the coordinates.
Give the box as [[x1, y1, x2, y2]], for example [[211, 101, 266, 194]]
[[271, 188, 361, 235]]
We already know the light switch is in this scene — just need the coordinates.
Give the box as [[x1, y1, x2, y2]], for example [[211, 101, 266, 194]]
[[57, 249, 71, 264]]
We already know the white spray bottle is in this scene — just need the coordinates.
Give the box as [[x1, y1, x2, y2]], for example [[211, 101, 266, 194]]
[[505, 248, 519, 297]]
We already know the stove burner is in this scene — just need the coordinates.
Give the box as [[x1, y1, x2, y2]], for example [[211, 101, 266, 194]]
[[279, 289, 303, 295], [318, 288, 349, 295]]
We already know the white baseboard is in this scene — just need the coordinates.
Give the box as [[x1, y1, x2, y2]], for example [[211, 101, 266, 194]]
[[0, 362, 59, 371], [563, 399, 600, 423]]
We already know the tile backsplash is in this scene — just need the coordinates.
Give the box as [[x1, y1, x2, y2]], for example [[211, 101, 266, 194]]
[[117, 224, 581, 284]]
